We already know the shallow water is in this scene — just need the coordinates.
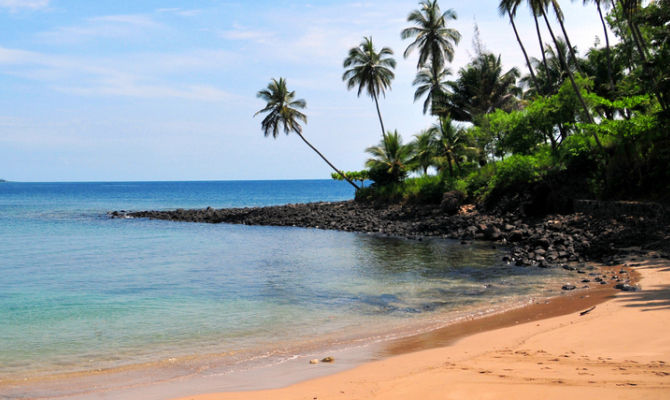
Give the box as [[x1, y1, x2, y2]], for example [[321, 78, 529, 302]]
[[0, 180, 572, 396]]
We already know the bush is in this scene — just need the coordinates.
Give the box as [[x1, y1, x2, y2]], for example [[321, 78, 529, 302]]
[[402, 175, 448, 204], [367, 163, 406, 186], [461, 163, 496, 201], [355, 175, 450, 205], [490, 154, 543, 191]]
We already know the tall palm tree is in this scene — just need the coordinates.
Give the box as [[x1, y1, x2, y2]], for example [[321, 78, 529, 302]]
[[545, 0, 583, 74], [255, 78, 359, 190], [365, 130, 414, 184], [615, 0, 667, 111], [618, 0, 648, 62], [535, 2, 604, 150], [582, 0, 615, 91], [401, 0, 461, 71], [342, 37, 396, 141], [412, 62, 451, 114], [499, 0, 540, 93]]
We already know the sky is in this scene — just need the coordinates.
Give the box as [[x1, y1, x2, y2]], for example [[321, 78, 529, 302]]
[[0, 0, 615, 182]]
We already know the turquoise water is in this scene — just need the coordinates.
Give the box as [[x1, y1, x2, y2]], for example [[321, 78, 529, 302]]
[[0, 180, 570, 387]]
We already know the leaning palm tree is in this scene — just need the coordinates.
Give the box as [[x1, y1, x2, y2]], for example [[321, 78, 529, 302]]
[[365, 130, 414, 184], [525, 37, 579, 94], [582, 0, 614, 91], [401, 0, 461, 71], [412, 62, 451, 114], [498, 0, 540, 93], [534, 1, 603, 150], [342, 37, 396, 141], [255, 78, 359, 190], [545, 0, 583, 74]]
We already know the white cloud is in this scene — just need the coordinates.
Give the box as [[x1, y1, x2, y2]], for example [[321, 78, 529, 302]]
[[157, 7, 201, 17], [0, 0, 49, 12], [0, 46, 238, 102], [37, 14, 162, 43], [218, 25, 276, 43], [56, 80, 233, 102]]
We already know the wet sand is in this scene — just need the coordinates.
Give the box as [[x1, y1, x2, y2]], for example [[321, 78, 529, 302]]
[[175, 255, 670, 400]]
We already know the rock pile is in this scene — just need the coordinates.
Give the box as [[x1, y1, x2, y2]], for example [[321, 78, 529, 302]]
[[110, 200, 668, 270]]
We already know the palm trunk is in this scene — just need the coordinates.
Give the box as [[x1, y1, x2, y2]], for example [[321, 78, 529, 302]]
[[552, 4, 583, 75], [618, 1, 668, 111], [295, 132, 360, 190], [446, 152, 454, 177], [372, 91, 387, 140], [542, 9, 604, 151], [509, 10, 540, 92], [596, 1, 615, 93], [534, 13, 551, 94]]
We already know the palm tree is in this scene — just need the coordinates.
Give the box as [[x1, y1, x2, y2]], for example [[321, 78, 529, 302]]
[[412, 62, 451, 114], [614, 0, 667, 111], [499, 0, 540, 93], [534, 0, 603, 150], [401, 0, 461, 71], [255, 78, 359, 190], [583, 0, 615, 91], [365, 130, 414, 184], [342, 37, 396, 141], [429, 116, 465, 177], [545, 0, 583, 74], [410, 129, 438, 175], [444, 53, 521, 123], [523, 37, 579, 94]]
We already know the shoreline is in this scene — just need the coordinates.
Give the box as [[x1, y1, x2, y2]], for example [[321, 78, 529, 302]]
[[175, 253, 670, 400], [1, 258, 635, 400]]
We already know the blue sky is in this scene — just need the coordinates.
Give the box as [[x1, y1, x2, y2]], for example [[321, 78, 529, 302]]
[[0, 0, 613, 182]]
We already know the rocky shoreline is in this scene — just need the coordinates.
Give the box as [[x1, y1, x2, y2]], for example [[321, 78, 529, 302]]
[[110, 200, 668, 291]]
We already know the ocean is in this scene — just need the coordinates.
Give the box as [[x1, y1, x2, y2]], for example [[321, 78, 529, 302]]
[[0, 180, 573, 398]]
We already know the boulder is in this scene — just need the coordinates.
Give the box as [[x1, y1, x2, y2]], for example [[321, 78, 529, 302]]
[[440, 191, 465, 215]]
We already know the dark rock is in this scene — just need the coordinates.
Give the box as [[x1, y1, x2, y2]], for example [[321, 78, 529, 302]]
[[440, 191, 464, 215], [562, 284, 577, 291], [614, 283, 637, 292], [509, 230, 524, 242]]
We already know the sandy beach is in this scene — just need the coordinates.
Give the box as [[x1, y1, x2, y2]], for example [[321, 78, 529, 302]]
[[175, 254, 670, 400]]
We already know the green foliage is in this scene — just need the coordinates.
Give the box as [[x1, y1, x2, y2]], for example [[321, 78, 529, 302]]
[[342, 37, 396, 100], [488, 108, 543, 155], [331, 170, 369, 185], [442, 52, 521, 122], [402, 175, 450, 204], [490, 154, 543, 190], [365, 130, 414, 184], [401, 0, 461, 71], [349, 0, 670, 206], [254, 78, 307, 138], [355, 174, 451, 205], [460, 163, 496, 201]]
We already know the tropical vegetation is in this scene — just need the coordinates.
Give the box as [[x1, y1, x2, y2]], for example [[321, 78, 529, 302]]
[[257, 0, 670, 209]]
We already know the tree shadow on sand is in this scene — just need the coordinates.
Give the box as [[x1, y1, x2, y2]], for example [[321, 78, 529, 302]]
[[616, 262, 670, 312]]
